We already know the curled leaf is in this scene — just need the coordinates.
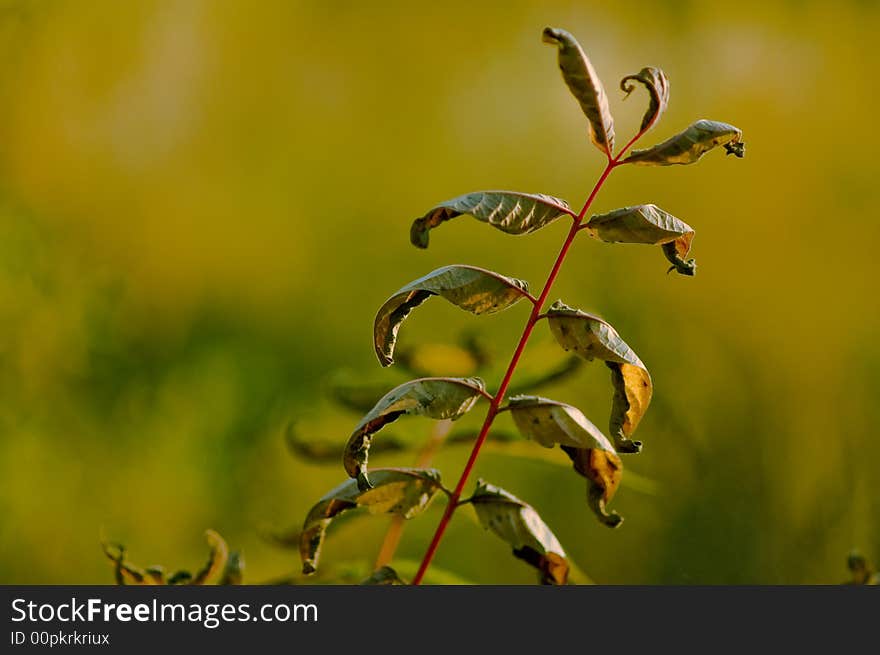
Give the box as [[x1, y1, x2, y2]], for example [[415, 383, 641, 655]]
[[561, 446, 624, 528], [189, 529, 229, 585], [344, 377, 486, 489], [624, 119, 744, 166], [468, 479, 569, 584], [620, 66, 669, 134], [546, 300, 652, 453], [411, 191, 574, 248], [374, 265, 532, 367], [300, 468, 444, 574], [362, 566, 407, 585], [584, 204, 696, 276], [542, 26, 615, 157], [507, 395, 616, 452], [507, 395, 623, 527]]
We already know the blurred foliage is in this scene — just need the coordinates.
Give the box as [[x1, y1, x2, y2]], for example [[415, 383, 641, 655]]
[[0, 0, 877, 584]]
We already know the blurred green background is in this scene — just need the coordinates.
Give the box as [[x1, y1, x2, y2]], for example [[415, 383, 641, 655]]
[[0, 0, 877, 584]]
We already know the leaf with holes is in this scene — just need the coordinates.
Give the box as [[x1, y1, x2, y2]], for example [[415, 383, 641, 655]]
[[584, 204, 697, 276], [624, 119, 744, 165], [507, 395, 623, 526], [542, 27, 615, 157], [300, 468, 445, 574], [620, 67, 669, 134], [468, 479, 569, 584], [374, 265, 532, 367], [344, 377, 486, 489], [546, 300, 652, 453], [410, 191, 574, 248]]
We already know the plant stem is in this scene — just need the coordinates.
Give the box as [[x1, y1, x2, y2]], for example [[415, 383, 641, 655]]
[[373, 419, 453, 570], [411, 158, 618, 585]]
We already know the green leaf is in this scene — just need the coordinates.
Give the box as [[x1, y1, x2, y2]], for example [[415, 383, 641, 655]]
[[468, 479, 569, 584], [344, 377, 486, 489], [542, 26, 615, 157], [300, 468, 445, 575], [361, 565, 407, 585], [546, 300, 652, 453], [374, 265, 532, 367], [623, 119, 744, 165], [620, 67, 669, 134], [584, 204, 697, 276], [410, 191, 574, 249], [506, 395, 623, 527]]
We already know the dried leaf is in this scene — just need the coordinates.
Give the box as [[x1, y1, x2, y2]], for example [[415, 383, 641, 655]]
[[362, 566, 407, 585], [300, 468, 444, 574], [468, 479, 569, 584], [410, 191, 574, 249], [344, 377, 486, 489], [624, 119, 744, 166], [101, 542, 150, 585], [507, 395, 624, 527], [507, 395, 616, 452], [620, 67, 669, 134], [561, 446, 624, 528], [189, 530, 229, 585], [542, 26, 615, 157], [546, 300, 652, 453], [584, 204, 696, 276], [374, 265, 531, 367]]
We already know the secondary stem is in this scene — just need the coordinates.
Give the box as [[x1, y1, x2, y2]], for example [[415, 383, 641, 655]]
[[411, 157, 618, 585]]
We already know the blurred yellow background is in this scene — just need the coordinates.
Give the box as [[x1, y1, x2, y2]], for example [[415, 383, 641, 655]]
[[0, 0, 877, 584]]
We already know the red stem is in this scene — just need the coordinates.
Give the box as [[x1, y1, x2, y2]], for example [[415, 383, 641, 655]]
[[411, 158, 619, 585]]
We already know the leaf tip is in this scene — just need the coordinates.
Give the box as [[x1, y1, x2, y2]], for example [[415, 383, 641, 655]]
[[409, 219, 430, 249], [301, 561, 316, 576], [356, 471, 374, 492], [724, 140, 745, 158]]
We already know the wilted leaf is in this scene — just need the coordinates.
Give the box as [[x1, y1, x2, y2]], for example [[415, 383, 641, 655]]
[[584, 204, 696, 276], [561, 446, 624, 528], [542, 26, 615, 157], [507, 395, 623, 527], [546, 300, 652, 453], [189, 530, 229, 585], [102, 531, 231, 585], [300, 468, 445, 574], [507, 395, 616, 452], [362, 566, 407, 585], [410, 191, 574, 249], [285, 421, 407, 462], [468, 479, 569, 584], [374, 265, 532, 367], [344, 377, 486, 489], [623, 119, 744, 165], [620, 67, 669, 134]]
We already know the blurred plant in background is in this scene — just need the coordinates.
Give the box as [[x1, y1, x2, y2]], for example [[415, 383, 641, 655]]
[[0, 0, 877, 584]]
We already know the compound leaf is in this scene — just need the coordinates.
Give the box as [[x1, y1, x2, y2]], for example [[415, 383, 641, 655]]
[[623, 119, 744, 165], [374, 265, 532, 367], [620, 67, 670, 134], [300, 468, 445, 575], [546, 300, 652, 453], [507, 395, 623, 527], [584, 204, 697, 276], [411, 191, 574, 249], [542, 26, 615, 157], [468, 479, 569, 584], [344, 377, 486, 489]]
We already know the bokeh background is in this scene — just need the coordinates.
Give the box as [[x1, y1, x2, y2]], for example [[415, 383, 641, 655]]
[[0, 0, 877, 584]]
